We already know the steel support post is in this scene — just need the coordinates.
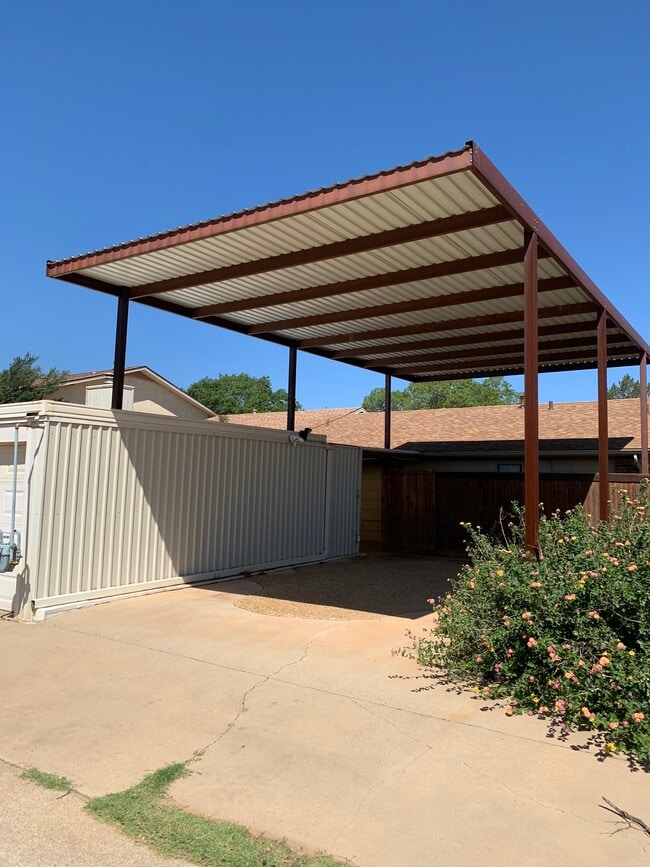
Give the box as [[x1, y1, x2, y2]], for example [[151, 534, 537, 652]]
[[640, 353, 648, 475], [523, 230, 539, 554], [111, 292, 129, 410], [597, 311, 609, 520], [384, 373, 392, 450], [287, 346, 297, 431]]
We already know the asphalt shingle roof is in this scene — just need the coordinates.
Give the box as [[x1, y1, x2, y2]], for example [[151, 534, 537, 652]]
[[222, 399, 648, 455]]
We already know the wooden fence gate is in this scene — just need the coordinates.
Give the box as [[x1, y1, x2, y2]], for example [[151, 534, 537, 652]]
[[382, 468, 436, 553]]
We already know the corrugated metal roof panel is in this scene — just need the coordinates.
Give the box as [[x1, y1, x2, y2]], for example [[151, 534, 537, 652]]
[[47, 142, 648, 376], [77, 171, 496, 289]]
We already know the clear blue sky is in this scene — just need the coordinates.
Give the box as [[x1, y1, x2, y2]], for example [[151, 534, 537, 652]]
[[2, 1, 649, 408]]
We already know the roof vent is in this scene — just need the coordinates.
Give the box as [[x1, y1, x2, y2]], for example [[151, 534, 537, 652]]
[[548, 400, 554, 410]]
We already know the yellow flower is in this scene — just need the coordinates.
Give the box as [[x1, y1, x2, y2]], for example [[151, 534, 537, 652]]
[[470, 685, 479, 695], [629, 650, 636, 657], [604, 743, 617, 754], [496, 569, 504, 578]]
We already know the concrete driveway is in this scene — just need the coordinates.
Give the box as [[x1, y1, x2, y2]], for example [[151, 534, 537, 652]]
[[0, 558, 647, 866]]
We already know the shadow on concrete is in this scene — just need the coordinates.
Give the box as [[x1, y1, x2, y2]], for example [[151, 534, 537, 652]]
[[193, 553, 465, 619]]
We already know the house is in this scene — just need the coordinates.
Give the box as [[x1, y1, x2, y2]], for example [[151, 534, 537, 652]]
[[227, 399, 650, 553], [223, 399, 648, 471], [50, 366, 213, 420]]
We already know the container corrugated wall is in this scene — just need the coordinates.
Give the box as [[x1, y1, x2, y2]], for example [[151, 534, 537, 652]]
[[326, 445, 362, 557], [29, 406, 361, 609]]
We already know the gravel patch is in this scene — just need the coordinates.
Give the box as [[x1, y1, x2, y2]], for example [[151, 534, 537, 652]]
[[234, 553, 464, 620]]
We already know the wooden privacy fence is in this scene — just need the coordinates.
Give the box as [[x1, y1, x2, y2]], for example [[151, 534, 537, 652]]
[[381, 469, 649, 555]]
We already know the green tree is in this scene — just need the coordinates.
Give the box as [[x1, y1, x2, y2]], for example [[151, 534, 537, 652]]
[[0, 353, 68, 404], [361, 376, 520, 411], [607, 374, 647, 399], [187, 373, 303, 415]]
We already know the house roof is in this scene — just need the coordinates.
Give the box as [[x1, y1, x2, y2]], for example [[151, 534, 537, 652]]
[[224, 399, 649, 456], [59, 365, 213, 416], [46, 142, 648, 383], [222, 407, 365, 429]]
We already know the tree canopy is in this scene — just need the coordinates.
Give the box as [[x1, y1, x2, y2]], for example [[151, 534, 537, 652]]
[[187, 372, 303, 415], [0, 353, 68, 404], [361, 377, 521, 412], [607, 374, 648, 400]]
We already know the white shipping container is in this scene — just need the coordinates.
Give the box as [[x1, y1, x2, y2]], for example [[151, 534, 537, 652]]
[[0, 402, 361, 619]]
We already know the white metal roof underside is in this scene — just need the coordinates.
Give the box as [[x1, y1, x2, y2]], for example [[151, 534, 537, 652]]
[[47, 144, 648, 381]]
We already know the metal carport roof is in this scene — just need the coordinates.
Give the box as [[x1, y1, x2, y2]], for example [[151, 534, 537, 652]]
[[46, 141, 650, 381]]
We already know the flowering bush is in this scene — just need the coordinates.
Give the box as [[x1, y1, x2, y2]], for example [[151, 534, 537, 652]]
[[406, 489, 650, 763]]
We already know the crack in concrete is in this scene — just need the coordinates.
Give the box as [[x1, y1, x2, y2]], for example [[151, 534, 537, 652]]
[[191, 622, 344, 762]]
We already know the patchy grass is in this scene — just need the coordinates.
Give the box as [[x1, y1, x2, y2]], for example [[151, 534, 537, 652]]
[[21, 767, 73, 791], [87, 762, 345, 867]]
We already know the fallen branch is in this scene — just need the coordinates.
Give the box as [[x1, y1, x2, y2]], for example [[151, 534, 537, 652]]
[[600, 796, 650, 837]]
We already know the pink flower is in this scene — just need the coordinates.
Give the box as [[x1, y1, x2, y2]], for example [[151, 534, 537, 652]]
[[521, 612, 533, 620], [632, 712, 645, 724], [505, 705, 514, 716], [529, 675, 535, 682], [539, 706, 549, 714], [530, 581, 542, 589], [588, 610, 600, 620], [475, 656, 482, 663], [564, 594, 576, 601], [505, 648, 513, 658], [581, 706, 592, 719], [527, 710, 534, 716], [555, 699, 566, 712], [527, 638, 537, 648]]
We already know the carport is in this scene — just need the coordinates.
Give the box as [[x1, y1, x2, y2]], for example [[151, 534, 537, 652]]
[[47, 140, 650, 553]]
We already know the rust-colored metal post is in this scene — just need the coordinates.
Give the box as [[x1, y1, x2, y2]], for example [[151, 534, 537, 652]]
[[640, 353, 648, 474], [287, 346, 297, 431], [384, 373, 392, 450], [597, 311, 609, 520], [523, 230, 539, 554], [111, 292, 129, 410]]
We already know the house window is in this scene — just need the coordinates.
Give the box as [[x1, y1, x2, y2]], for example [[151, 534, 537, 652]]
[[498, 463, 522, 473]]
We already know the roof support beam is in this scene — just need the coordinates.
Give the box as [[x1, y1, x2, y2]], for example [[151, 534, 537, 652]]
[[334, 319, 601, 360], [248, 269, 566, 336], [111, 292, 129, 410], [130, 205, 512, 306], [48, 146, 475, 277], [641, 353, 648, 475], [392, 346, 637, 377], [380, 334, 633, 371], [287, 346, 297, 432], [412, 356, 634, 382], [470, 143, 648, 355], [193, 248, 547, 319], [524, 230, 540, 555], [384, 374, 392, 450], [598, 311, 609, 521], [298, 301, 596, 349]]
